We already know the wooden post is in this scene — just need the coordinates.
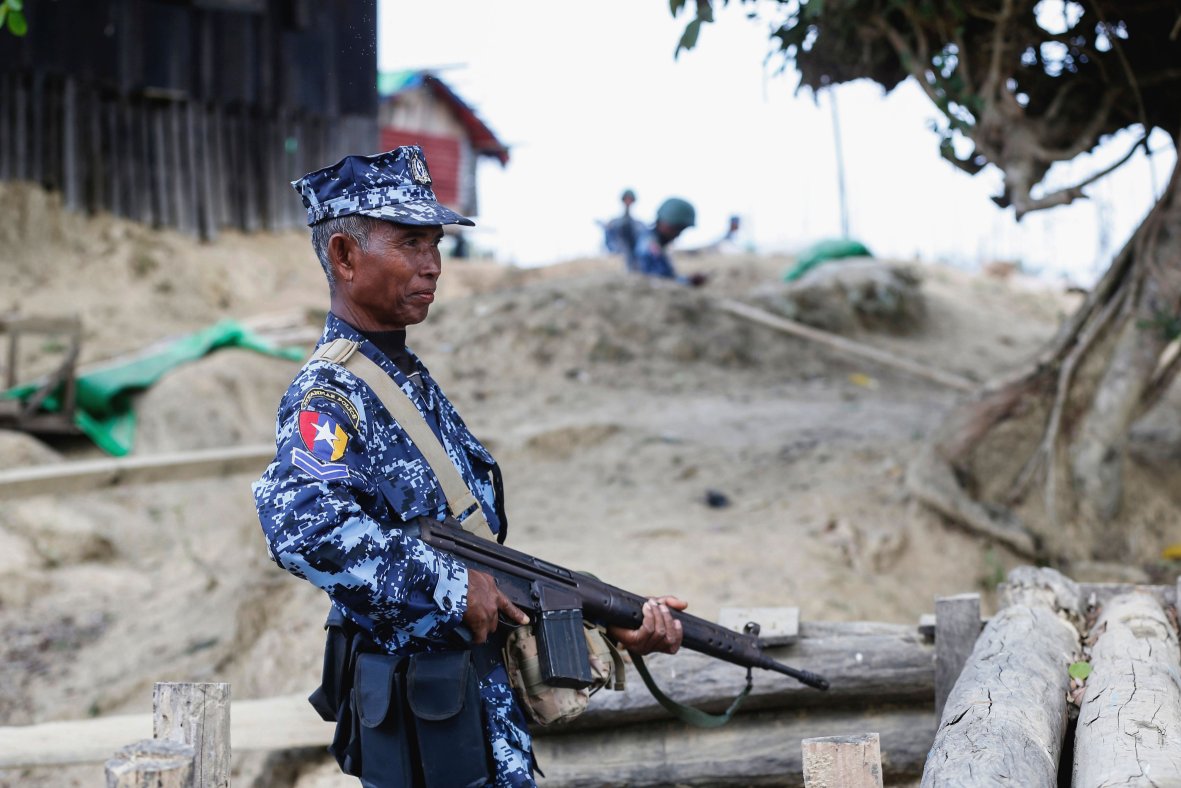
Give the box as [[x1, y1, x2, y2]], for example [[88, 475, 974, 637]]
[[933, 593, 981, 722], [104, 738, 194, 788], [921, 567, 1082, 788], [1073, 592, 1181, 785], [802, 733, 883, 788], [61, 77, 81, 212], [152, 682, 230, 788]]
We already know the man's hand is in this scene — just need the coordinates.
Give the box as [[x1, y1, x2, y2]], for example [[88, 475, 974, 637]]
[[608, 596, 688, 656], [462, 568, 529, 643]]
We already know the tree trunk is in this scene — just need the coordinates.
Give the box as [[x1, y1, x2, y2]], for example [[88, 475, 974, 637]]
[[910, 150, 1181, 560]]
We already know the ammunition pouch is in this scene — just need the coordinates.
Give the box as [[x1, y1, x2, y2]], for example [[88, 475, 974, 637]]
[[309, 609, 492, 788], [503, 622, 625, 726]]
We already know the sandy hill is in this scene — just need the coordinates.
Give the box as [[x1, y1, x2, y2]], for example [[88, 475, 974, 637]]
[[0, 182, 1125, 786]]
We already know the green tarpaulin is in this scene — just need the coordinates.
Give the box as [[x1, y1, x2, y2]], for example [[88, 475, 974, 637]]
[[2, 320, 305, 456], [784, 238, 873, 282]]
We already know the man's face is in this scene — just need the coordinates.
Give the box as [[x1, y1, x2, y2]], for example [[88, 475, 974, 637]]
[[340, 221, 444, 330]]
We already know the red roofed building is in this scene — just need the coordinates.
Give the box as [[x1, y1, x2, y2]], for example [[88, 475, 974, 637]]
[[378, 70, 509, 221]]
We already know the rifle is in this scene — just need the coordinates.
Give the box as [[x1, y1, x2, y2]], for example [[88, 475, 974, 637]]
[[412, 517, 829, 693]]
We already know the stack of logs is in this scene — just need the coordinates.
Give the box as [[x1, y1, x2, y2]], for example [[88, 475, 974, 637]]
[[925, 566, 1181, 786]]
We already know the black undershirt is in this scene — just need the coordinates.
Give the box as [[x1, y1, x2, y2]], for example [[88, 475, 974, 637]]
[[357, 328, 420, 384]]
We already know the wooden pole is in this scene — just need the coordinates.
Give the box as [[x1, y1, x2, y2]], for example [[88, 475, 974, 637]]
[[152, 682, 230, 788], [716, 298, 977, 392], [1072, 592, 1181, 785], [802, 732, 883, 788], [921, 567, 1082, 788], [933, 593, 981, 722], [104, 738, 194, 788]]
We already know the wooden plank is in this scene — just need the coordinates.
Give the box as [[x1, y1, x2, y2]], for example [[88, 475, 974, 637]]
[[0, 693, 325, 768], [0, 444, 275, 500], [153, 683, 230, 788], [183, 102, 202, 238], [1073, 592, 1181, 785], [195, 106, 217, 242], [717, 298, 977, 392], [14, 74, 29, 181], [104, 739, 194, 788], [802, 733, 883, 788], [933, 593, 980, 722], [29, 72, 45, 185], [717, 606, 799, 646], [170, 101, 189, 234], [536, 706, 931, 787], [565, 621, 934, 730], [921, 567, 1082, 788], [152, 104, 170, 228], [61, 78, 80, 211]]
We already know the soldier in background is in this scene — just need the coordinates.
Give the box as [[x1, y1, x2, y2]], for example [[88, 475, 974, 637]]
[[632, 196, 709, 287], [253, 145, 685, 787], [603, 187, 644, 269]]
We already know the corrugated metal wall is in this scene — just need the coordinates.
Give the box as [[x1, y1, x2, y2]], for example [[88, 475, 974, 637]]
[[0, 0, 379, 239]]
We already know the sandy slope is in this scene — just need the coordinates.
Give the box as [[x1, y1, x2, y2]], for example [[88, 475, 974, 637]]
[[0, 184, 1114, 785]]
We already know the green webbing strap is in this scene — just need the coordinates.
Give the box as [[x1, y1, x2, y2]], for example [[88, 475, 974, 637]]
[[631, 652, 752, 728]]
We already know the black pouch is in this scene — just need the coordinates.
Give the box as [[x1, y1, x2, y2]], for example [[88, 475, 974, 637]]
[[407, 650, 491, 788], [355, 652, 415, 787]]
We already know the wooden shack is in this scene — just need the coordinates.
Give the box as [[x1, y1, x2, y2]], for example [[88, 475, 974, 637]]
[[0, 0, 379, 239], [378, 69, 509, 221]]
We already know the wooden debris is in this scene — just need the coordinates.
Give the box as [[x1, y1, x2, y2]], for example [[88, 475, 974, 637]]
[[104, 739, 194, 788], [1073, 592, 1181, 785], [803, 732, 884, 788]]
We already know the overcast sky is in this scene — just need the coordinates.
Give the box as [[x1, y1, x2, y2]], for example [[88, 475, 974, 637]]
[[378, 1, 1175, 285]]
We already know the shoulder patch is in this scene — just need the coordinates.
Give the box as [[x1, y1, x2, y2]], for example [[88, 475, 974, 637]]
[[291, 447, 350, 481], [300, 387, 359, 427], [299, 409, 350, 461]]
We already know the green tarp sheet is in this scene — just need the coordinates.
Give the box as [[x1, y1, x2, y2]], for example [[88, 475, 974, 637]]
[[784, 238, 873, 282], [2, 320, 305, 456]]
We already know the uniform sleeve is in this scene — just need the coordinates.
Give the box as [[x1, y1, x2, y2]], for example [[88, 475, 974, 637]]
[[252, 378, 468, 642], [633, 236, 678, 279]]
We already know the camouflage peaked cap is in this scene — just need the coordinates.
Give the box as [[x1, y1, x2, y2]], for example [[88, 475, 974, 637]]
[[291, 145, 475, 227]]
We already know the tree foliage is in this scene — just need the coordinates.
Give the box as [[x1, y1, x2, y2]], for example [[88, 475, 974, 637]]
[[0, 0, 28, 36], [674, 0, 1180, 217]]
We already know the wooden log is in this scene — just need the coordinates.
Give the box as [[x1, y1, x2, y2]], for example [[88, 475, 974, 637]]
[[535, 706, 931, 788], [715, 299, 976, 393], [1073, 592, 1181, 786], [921, 567, 1082, 787], [104, 738, 194, 788], [933, 593, 981, 722], [0, 693, 326, 768], [559, 621, 934, 730], [0, 443, 275, 499], [153, 682, 230, 788], [802, 732, 883, 788]]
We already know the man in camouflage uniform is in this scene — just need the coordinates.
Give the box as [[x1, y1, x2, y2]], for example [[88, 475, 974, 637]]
[[253, 146, 685, 787], [633, 196, 708, 287]]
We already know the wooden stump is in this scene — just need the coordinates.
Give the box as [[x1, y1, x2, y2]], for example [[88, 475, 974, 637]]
[[802, 732, 883, 788], [104, 738, 194, 788], [933, 593, 981, 721], [1073, 592, 1181, 786], [921, 567, 1082, 787], [153, 682, 230, 788]]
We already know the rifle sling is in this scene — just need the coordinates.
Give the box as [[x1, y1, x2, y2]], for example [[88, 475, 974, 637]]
[[631, 652, 752, 728], [311, 338, 492, 540]]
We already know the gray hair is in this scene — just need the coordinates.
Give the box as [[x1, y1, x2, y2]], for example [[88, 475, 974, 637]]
[[310, 215, 380, 292]]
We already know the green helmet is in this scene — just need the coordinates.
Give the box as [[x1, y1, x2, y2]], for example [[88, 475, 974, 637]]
[[656, 197, 696, 228]]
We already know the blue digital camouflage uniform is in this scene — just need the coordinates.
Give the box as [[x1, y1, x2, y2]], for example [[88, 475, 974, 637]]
[[632, 225, 693, 283], [252, 315, 535, 787]]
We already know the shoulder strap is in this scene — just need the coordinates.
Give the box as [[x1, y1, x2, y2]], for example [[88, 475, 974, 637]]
[[310, 339, 492, 540]]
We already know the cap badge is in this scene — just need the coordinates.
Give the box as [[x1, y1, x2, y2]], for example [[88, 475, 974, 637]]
[[409, 155, 432, 185]]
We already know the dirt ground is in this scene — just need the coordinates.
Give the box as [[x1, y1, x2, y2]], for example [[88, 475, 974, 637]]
[[2, 182, 1172, 786]]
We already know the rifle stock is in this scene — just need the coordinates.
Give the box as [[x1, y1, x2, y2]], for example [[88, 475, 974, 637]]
[[414, 517, 829, 691]]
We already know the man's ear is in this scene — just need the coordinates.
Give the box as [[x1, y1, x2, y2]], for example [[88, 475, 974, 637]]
[[326, 233, 357, 284]]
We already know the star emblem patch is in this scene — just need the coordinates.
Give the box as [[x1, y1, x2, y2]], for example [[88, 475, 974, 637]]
[[298, 410, 349, 462]]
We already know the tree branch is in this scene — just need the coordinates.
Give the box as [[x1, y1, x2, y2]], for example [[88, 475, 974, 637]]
[[1010, 133, 1144, 219]]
